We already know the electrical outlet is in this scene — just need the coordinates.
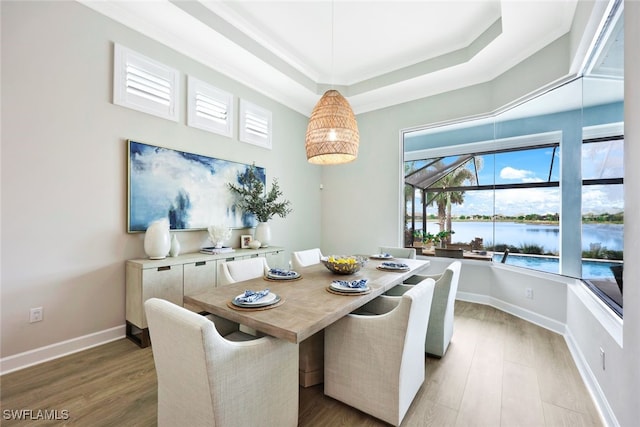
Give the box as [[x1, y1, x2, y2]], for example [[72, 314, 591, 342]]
[[29, 307, 43, 323], [525, 288, 533, 299], [600, 347, 605, 370]]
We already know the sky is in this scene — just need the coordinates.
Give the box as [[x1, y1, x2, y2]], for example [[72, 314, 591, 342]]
[[409, 140, 624, 217]]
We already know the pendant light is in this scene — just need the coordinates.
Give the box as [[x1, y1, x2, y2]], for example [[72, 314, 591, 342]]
[[305, 2, 359, 165]]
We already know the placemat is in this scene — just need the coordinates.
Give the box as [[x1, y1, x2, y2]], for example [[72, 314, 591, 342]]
[[263, 275, 303, 282], [326, 287, 371, 296], [226, 298, 285, 311]]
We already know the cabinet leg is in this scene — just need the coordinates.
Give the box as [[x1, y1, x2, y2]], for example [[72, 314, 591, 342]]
[[126, 321, 150, 348]]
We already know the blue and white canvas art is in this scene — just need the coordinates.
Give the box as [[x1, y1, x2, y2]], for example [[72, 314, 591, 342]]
[[128, 140, 265, 232]]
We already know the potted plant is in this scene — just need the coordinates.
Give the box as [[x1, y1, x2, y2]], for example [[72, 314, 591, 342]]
[[434, 230, 454, 248], [422, 232, 437, 249], [412, 230, 424, 248], [228, 163, 292, 247]]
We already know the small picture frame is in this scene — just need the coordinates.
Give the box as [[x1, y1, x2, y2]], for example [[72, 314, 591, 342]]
[[241, 235, 253, 249]]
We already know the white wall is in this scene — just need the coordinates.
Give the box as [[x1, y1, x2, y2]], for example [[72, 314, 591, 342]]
[[0, 1, 318, 362], [616, 1, 639, 424], [563, 3, 640, 425]]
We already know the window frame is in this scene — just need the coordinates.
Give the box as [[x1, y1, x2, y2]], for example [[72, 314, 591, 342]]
[[187, 76, 234, 137], [113, 44, 180, 122], [239, 99, 272, 149]]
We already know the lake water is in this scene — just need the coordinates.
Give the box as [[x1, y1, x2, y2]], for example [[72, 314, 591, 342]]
[[412, 221, 623, 253]]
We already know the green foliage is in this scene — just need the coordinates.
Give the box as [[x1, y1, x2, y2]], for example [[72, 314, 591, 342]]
[[582, 212, 624, 224], [488, 241, 626, 259], [487, 243, 520, 254], [582, 243, 623, 260], [520, 242, 545, 255], [423, 230, 454, 243], [228, 164, 292, 223]]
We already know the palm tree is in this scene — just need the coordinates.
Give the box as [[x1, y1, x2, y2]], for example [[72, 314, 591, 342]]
[[404, 161, 422, 245], [427, 157, 482, 244]]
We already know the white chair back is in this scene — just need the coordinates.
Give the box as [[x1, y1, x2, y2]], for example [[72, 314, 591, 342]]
[[218, 257, 269, 286], [378, 246, 416, 259], [324, 278, 435, 426], [144, 298, 298, 426], [426, 260, 461, 357], [291, 248, 323, 270]]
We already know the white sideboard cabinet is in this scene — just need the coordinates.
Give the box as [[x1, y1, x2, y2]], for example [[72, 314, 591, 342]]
[[126, 247, 284, 347]]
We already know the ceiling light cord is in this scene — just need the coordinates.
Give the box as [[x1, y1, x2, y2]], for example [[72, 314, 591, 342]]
[[331, 0, 334, 88]]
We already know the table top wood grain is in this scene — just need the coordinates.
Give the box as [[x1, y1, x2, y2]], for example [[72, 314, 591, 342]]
[[184, 258, 430, 343]]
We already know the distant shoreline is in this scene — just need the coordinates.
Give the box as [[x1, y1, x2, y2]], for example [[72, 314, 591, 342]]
[[406, 218, 623, 225]]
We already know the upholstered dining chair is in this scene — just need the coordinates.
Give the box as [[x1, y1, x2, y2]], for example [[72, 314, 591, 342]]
[[144, 298, 298, 427], [378, 246, 417, 259], [390, 260, 462, 357], [217, 256, 270, 286], [324, 277, 436, 426], [291, 247, 323, 271]]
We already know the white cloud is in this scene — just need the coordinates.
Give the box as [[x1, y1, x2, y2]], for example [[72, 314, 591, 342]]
[[500, 166, 536, 181], [582, 185, 624, 214]]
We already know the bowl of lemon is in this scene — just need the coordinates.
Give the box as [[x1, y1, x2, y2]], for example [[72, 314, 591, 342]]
[[321, 255, 367, 275]]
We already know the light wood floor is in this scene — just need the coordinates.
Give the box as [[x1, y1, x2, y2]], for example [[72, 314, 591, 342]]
[[1, 301, 602, 426]]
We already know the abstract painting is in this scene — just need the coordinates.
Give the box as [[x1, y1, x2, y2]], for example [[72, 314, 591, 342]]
[[127, 140, 264, 232]]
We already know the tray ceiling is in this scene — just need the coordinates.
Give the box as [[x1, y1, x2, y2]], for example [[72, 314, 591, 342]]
[[80, 0, 600, 116]]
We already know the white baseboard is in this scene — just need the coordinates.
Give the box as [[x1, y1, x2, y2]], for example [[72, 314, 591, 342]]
[[564, 330, 619, 427], [456, 291, 565, 334], [0, 325, 126, 376]]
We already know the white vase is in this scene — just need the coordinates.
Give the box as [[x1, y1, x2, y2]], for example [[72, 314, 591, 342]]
[[254, 222, 271, 247], [169, 234, 181, 257], [144, 219, 171, 259]]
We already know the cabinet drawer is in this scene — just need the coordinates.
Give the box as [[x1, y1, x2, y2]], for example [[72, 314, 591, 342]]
[[141, 265, 183, 307], [184, 260, 216, 296]]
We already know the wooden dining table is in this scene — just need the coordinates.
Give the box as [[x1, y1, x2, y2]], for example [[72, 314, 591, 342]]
[[184, 257, 430, 344]]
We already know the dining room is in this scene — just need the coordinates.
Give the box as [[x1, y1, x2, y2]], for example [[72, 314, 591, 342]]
[[2, 1, 638, 426], [2, 251, 601, 426]]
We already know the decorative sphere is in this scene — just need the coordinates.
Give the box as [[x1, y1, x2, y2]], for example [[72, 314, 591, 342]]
[[249, 240, 262, 249]]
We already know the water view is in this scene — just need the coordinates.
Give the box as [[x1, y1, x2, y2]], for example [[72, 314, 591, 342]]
[[412, 221, 623, 253]]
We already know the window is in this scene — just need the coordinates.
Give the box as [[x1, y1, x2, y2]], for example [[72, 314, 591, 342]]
[[239, 100, 272, 149], [403, 1, 623, 317], [581, 135, 624, 315], [404, 143, 560, 263], [113, 44, 179, 121], [187, 76, 233, 137]]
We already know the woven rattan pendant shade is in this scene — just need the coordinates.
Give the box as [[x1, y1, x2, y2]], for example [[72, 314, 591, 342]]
[[305, 90, 359, 165]]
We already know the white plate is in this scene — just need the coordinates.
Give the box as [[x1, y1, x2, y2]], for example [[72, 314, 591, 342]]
[[370, 253, 393, 260], [330, 281, 370, 293], [233, 291, 277, 306], [267, 271, 300, 280], [377, 263, 410, 271]]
